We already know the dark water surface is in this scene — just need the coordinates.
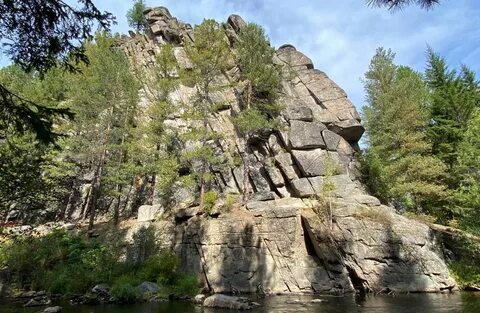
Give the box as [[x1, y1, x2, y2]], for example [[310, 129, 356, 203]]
[[2, 293, 480, 313]]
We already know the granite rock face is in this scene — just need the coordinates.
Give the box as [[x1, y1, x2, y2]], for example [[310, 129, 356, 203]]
[[119, 6, 457, 295]]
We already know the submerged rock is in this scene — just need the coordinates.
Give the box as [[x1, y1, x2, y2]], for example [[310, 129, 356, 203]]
[[43, 306, 62, 313], [203, 294, 255, 310]]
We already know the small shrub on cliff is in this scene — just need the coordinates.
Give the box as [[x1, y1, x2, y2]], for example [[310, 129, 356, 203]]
[[353, 207, 392, 227], [203, 190, 218, 214], [222, 194, 239, 211]]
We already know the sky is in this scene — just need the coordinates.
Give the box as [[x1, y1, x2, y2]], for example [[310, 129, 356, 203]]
[[3, 0, 479, 112]]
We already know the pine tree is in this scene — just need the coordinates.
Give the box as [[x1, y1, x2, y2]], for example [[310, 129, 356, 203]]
[[130, 43, 182, 207], [233, 23, 283, 200], [127, 0, 147, 32], [455, 109, 480, 232], [0, 65, 70, 218], [65, 33, 139, 229], [0, 0, 113, 144], [368, 0, 439, 10], [181, 19, 232, 208], [362, 48, 447, 214], [425, 48, 480, 188]]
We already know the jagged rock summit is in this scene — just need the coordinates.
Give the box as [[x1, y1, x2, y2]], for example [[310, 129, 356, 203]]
[[119, 7, 456, 294]]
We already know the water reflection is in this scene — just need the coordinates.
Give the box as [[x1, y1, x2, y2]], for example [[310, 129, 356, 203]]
[[2, 293, 480, 313]]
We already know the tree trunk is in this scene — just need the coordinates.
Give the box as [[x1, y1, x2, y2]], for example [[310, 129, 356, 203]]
[[113, 184, 123, 225], [242, 140, 252, 202], [81, 185, 92, 220], [199, 176, 205, 209], [87, 148, 107, 231], [62, 187, 75, 220]]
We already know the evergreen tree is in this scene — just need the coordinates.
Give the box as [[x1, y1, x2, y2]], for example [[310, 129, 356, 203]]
[[0, 0, 113, 144], [368, 0, 439, 10], [362, 48, 447, 214], [181, 19, 232, 208], [65, 33, 139, 228], [0, 65, 70, 218], [425, 48, 480, 188], [130, 43, 182, 207], [233, 23, 283, 200], [127, 0, 147, 32], [455, 109, 480, 232]]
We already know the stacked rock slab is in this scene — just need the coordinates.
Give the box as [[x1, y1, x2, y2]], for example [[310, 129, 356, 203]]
[[123, 6, 457, 294]]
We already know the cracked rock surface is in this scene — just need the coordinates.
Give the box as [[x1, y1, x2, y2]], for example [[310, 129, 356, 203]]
[[120, 6, 457, 294]]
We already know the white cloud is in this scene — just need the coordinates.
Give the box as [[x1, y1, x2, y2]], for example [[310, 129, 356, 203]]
[[133, 0, 478, 112], [4, 0, 477, 113]]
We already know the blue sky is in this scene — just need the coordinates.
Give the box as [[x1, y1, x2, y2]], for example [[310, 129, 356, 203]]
[[3, 0, 479, 112]]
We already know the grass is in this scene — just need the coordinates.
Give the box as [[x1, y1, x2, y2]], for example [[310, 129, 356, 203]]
[[353, 206, 392, 227], [404, 212, 437, 225]]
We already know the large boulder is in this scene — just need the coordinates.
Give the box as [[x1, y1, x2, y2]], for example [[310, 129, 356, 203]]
[[274, 153, 299, 181], [227, 14, 246, 33], [276, 44, 314, 70], [91, 283, 110, 295], [203, 294, 254, 310], [283, 105, 314, 122], [302, 204, 456, 293], [328, 119, 365, 142], [291, 178, 315, 198], [322, 129, 342, 151], [137, 282, 160, 294], [291, 149, 326, 177], [289, 120, 326, 149]]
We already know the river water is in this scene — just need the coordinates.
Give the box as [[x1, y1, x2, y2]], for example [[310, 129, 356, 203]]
[[2, 293, 480, 313]]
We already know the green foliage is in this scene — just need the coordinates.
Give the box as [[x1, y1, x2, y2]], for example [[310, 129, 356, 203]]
[[170, 273, 199, 296], [404, 211, 437, 224], [203, 190, 218, 214], [0, 227, 197, 297], [450, 261, 480, 289], [454, 110, 480, 234], [0, 0, 113, 144], [183, 19, 231, 87], [425, 48, 479, 182], [181, 19, 232, 203], [127, 0, 146, 31], [223, 194, 239, 210], [368, 0, 440, 10], [362, 47, 447, 215], [236, 23, 281, 101], [447, 235, 480, 289], [111, 274, 141, 303], [137, 251, 181, 286], [232, 23, 283, 200], [232, 108, 281, 138], [235, 23, 283, 125], [0, 229, 119, 293], [129, 225, 158, 265]]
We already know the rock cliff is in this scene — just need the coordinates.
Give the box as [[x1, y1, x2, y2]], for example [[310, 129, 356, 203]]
[[119, 6, 457, 294]]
